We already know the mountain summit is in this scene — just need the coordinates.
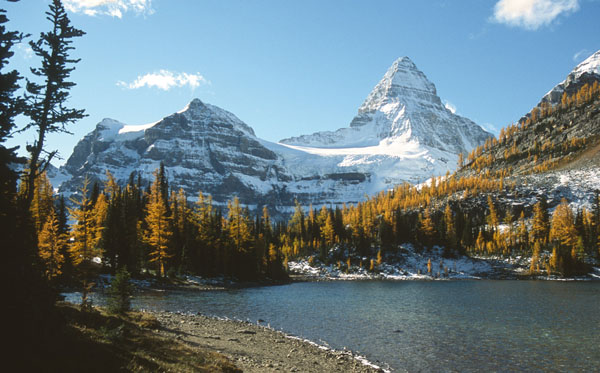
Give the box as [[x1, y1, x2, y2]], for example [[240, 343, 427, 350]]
[[281, 57, 491, 155], [354, 57, 437, 116], [542, 49, 600, 105]]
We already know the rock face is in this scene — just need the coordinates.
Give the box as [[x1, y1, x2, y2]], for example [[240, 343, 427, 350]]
[[542, 50, 600, 105], [54, 57, 491, 213], [58, 100, 289, 207]]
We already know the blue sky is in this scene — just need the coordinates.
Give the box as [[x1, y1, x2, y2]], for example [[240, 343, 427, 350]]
[[4, 0, 600, 166]]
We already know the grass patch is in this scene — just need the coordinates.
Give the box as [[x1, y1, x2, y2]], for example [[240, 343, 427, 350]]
[[24, 302, 241, 372]]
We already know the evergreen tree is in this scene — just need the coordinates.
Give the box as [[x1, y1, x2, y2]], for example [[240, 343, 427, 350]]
[[418, 208, 436, 248], [55, 195, 73, 280], [288, 200, 305, 241], [0, 2, 25, 213], [22, 0, 86, 209], [444, 204, 457, 253], [170, 188, 193, 273], [107, 266, 133, 314]]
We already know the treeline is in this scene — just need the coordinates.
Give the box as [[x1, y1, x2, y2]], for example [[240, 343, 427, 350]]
[[31, 158, 599, 283], [275, 173, 599, 276], [30, 165, 288, 282]]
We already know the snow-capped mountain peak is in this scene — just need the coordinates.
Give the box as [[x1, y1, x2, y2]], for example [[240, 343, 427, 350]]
[[281, 57, 491, 155], [357, 56, 437, 116], [542, 49, 600, 105], [572, 50, 600, 78]]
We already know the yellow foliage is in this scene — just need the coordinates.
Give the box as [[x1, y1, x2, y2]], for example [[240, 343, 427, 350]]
[[38, 212, 66, 280]]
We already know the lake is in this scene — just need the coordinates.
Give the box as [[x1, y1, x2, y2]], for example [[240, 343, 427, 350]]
[[68, 280, 600, 372]]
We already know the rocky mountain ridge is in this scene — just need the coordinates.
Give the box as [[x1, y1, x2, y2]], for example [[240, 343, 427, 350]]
[[458, 50, 600, 178], [541, 50, 600, 106], [52, 58, 492, 213]]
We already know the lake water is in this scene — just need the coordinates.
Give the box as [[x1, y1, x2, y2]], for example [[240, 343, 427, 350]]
[[71, 280, 600, 372]]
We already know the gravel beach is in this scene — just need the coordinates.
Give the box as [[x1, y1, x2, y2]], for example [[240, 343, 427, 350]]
[[148, 310, 387, 372]]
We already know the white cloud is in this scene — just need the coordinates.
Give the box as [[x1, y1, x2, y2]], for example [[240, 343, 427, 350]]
[[444, 100, 457, 114], [572, 49, 589, 62], [63, 0, 154, 18], [492, 0, 579, 30], [117, 70, 208, 91]]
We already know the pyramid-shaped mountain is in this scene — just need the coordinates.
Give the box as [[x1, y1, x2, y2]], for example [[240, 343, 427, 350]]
[[281, 57, 491, 154]]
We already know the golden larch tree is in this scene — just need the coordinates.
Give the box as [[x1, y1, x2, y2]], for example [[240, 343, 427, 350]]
[[28, 171, 55, 234], [227, 196, 252, 254], [69, 176, 103, 267], [144, 169, 172, 277], [531, 200, 549, 244], [38, 212, 67, 280], [419, 208, 435, 247], [550, 199, 578, 253]]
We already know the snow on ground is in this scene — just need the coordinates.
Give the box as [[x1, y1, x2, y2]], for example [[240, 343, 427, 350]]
[[289, 244, 495, 281]]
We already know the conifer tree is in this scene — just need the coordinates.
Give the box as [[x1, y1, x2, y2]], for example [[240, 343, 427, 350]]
[[321, 209, 336, 247], [194, 191, 219, 274], [227, 196, 252, 255], [144, 169, 172, 277], [0, 4, 25, 247], [288, 200, 305, 241], [486, 196, 499, 232], [531, 198, 550, 244], [27, 171, 55, 234], [517, 211, 528, 252], [549, 199, 578, 274], [107, 266, 133, 314], [419, 208, 435, 247], [55, 195, 73, 279], [22, 0, 86, 209], [69, 176, 102, 267], [170, 188, 192, 273], [444, 204, 457, 252], [530, 240, 541, 275], [37, 211, 66, 281]]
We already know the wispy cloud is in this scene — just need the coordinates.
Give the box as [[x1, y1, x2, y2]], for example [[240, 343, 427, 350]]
[[444, 100, 457, 114], [492, 0, 579, 30], [16, 43, 33, 60], [63, 0, 154, 18], [572, 49, 590, 62], [117, 70, 208, 91], [481, 123, 498, 134]]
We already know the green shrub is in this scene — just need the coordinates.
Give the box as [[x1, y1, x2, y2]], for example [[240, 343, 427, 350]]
[[107, 267, 133, 314]]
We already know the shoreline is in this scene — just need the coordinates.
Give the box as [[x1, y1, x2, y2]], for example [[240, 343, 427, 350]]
[[146, 309, 388, 373]]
